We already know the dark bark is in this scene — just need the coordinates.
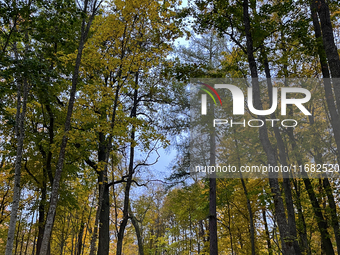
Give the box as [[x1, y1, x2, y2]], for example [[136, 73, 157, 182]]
[[14, 212, 22, 255], [262, 208, 272, 255], [323, 177, 340, 255], [242, 0, 295, 253], [310, 0, 340, 162], [286, 129, 335, 255], [316, 0, 340, 111], [208, 177, 218, 255], [209, 102, 218, 255], [89, 183, 104, 255], [262, 50, 301, 255], [116, 77, 139, 255], [309, 104, 340, 254], [292, 179, 311, 255], [303, 177, 334, 255], [24, 211, 35, 255], [76, 221, 85, 255], [130, 210, 144, 255], [234, 130, 255, 255], [97, 132, 110, 255], [36, 185, 46, 255], [240, 178, 256, 255]]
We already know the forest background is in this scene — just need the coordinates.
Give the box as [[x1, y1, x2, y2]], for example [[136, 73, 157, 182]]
[[1, 0, 340, 254]]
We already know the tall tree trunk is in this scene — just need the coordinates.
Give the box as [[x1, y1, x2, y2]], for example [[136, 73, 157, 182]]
[[14, 212, 22, 255], [310, 0, 340, 162], [36, 184, 46, 255], [323, 177, 340, 255], [303, 177, 334, 255], [97, 131, 110, 255], [89, 181, 105, 255], [97, 182, 110, 255], [286, 128, 335, 255], [242, 0, 295, 254], [292, 179, 311, 255], [309, 102, 340, 254], [234, 130, 255, 255], [130, 209, 144, 255], [25, 211, 35, 255], [316, 0, 340, 110], [240, 177, 256, 255], [116, 78, 139, 255], [209, 103, 218, 255], [262, 208, 272, 255], [39, 2, 100, 254], [262, 49, 301, 255], [5, 75, 29, 255], [76, 221, 85, 255]]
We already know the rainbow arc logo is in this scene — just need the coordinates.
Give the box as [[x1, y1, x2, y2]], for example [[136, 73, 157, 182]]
[[198, 82, 222, 107]]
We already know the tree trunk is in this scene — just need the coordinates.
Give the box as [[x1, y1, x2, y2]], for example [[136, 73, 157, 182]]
[[76, 221, 85, 255], [234, 130, 255, 255], [208, 92, 218, 255], [323, 177, 340, 255], [97, 182, 110, 255], [286, 128, 335, 255], [310, 0, 340, 162], [25, 211, 35, 255], [242, 0, 295, 253], [130, 211, 144, 255], [262, 49, 301, 255], [5, 75, 29, 255], [39, 2, 99, 254], [116, 80, 139, 255], [14, 212, 22, 255], [36, 185, 46, 255], [97, 131, 110, 255], [262, 208, 272, 255], [316, 0, 340, 111], [240, 178, 256, 255], [292, 179, 311, 255], [89, 180, 105, 255]]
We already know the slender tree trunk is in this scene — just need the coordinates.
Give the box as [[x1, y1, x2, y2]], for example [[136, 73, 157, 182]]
[[323, 177, 340, 254], [36, 185, 46, 255], [310, 0, 340, 162], [89, 180, 105, 255], [292, 180, 311, 255], [304, 177, 334, 255], [97, 134, 110, 255], [76, 221, 85, 255], [240, 178, 256, 255], [5, 75, 29, 255], [309, 101, 340, 254], [116, 163, 133, 255], [39, 2, 100, 254], [262, 50, 301, 255], [82, 189, 96, 255], [116, 83, 139, 255], [15, 212, 22, 255], [262, 208, 272, 255], [130, 211, 144, 255], [20, 230, 25, 255], [227, 201, 234, 255], [316, 0, 340, 110], [25, 211, 35, 255], [286, 128, 335, 255], [234, 130, 255, 255], [242, 0, 294, 254], [208, 96, 218, 255]]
